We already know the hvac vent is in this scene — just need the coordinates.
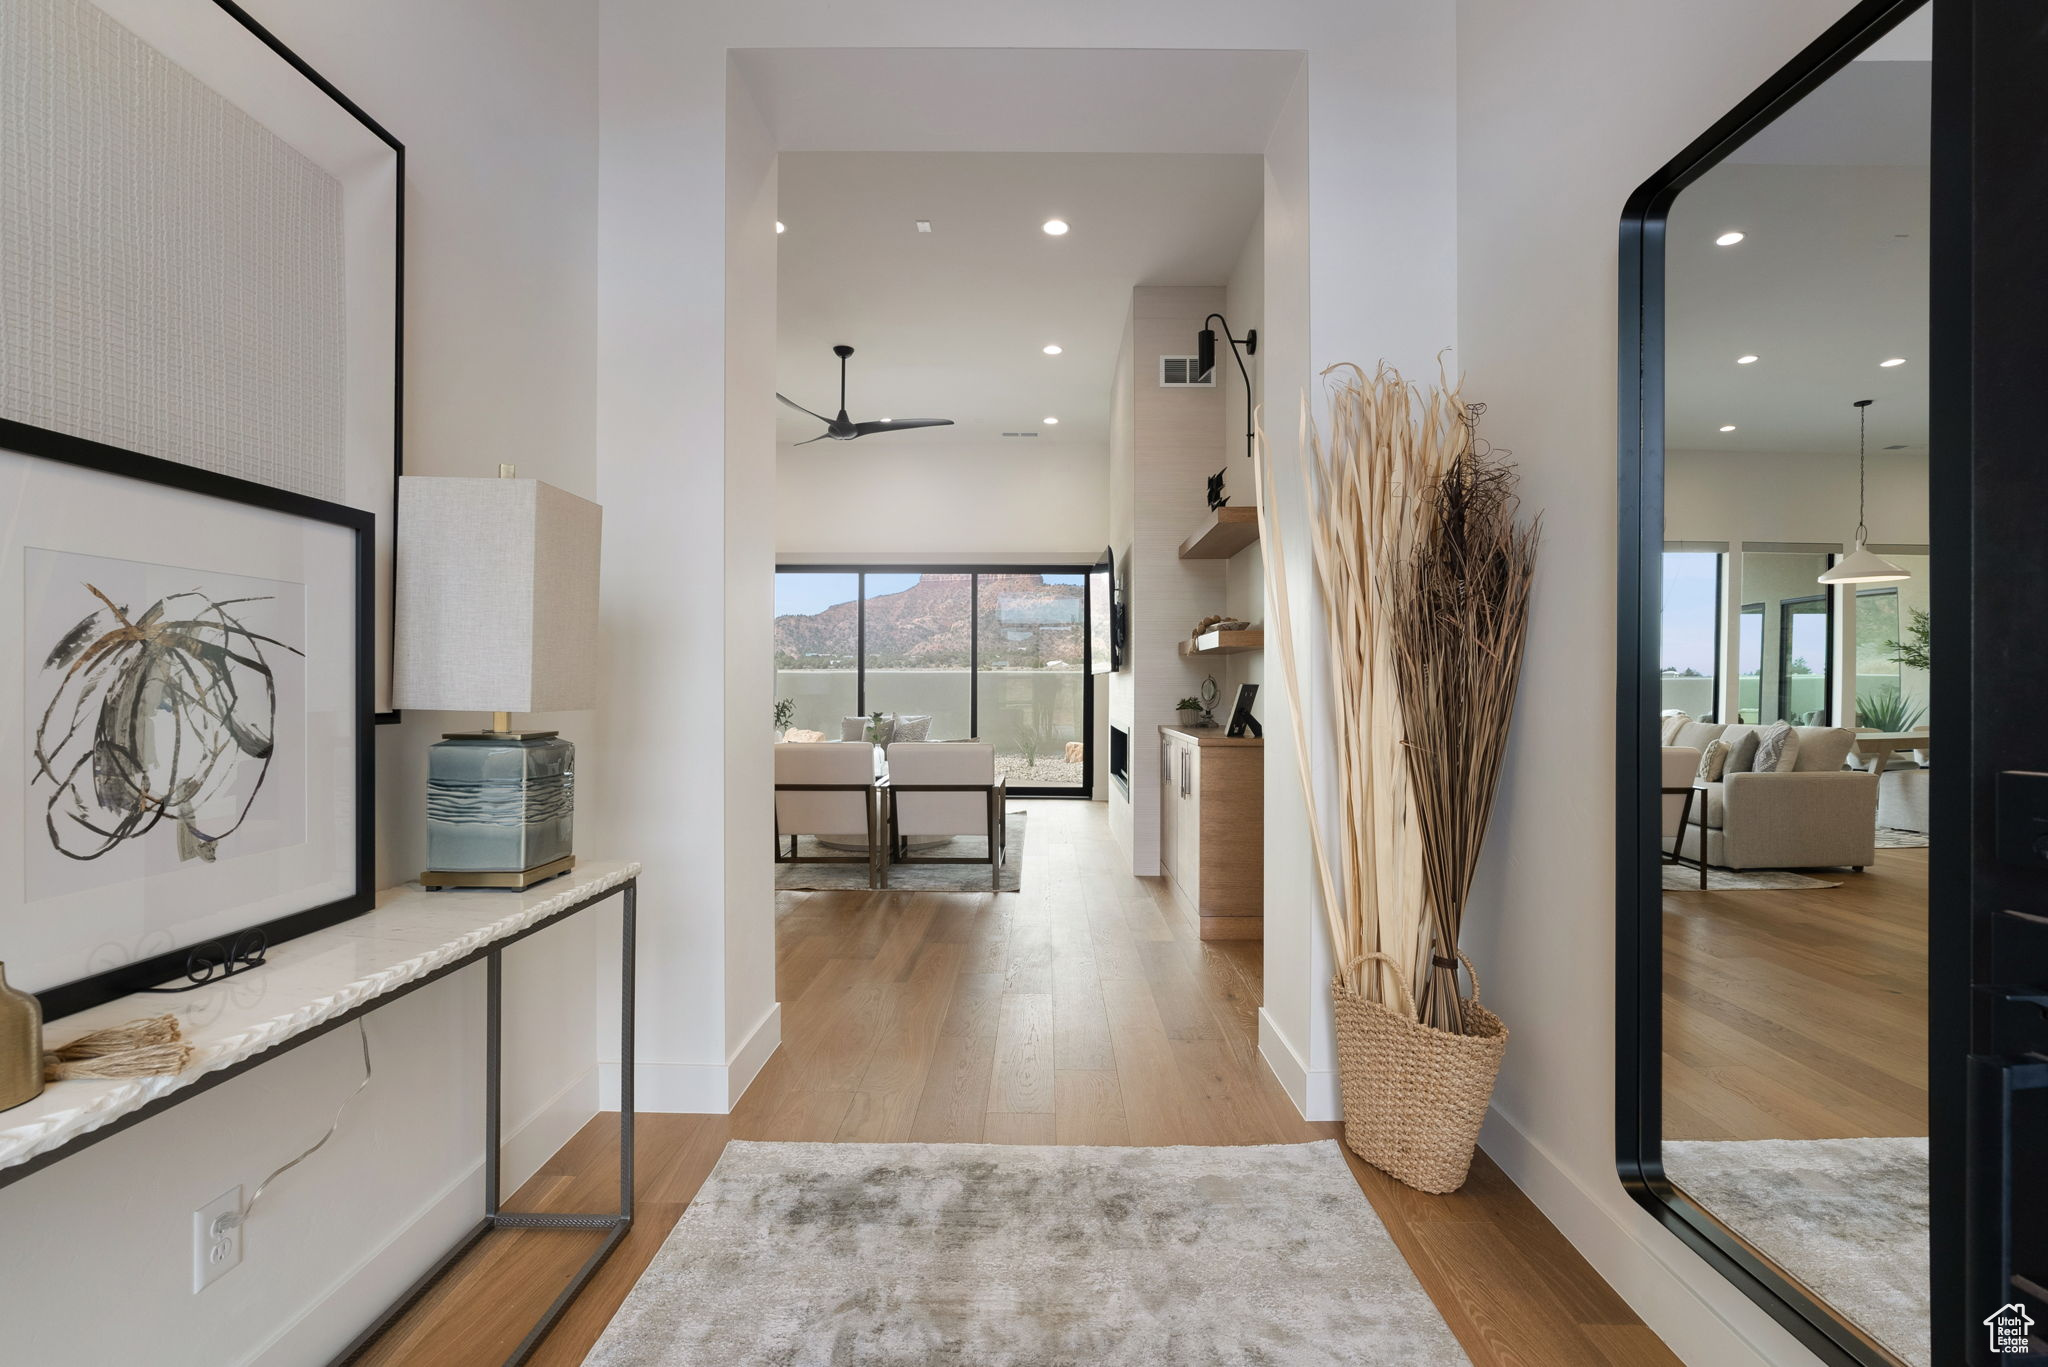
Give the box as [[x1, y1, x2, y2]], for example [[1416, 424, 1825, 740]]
[[1159, 356, 1215, 387], [1000, 431, 1041, 438]]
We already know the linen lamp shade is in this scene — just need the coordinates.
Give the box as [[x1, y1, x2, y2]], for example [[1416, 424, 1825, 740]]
[[392, 476, 602, 713]]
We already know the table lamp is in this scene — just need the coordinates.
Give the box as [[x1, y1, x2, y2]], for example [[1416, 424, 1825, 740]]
[[393, 467, 602, 890]]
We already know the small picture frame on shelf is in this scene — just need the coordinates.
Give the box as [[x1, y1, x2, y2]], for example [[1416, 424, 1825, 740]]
[[1226, 683, 1261, 739]]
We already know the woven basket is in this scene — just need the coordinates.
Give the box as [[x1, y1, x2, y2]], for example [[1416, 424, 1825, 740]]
[[1333, 951, 1508, 1194]]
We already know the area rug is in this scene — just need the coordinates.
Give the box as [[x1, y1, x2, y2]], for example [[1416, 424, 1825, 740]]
[[584, 1140, 1470, 1367], [1662, 864, 1840, 892], [1875, 827, 1929, 849], [1664, 1137, 1928, 1367], [776, 812, 1026, 893]]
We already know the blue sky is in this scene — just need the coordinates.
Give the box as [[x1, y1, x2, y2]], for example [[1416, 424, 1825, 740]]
[[1661, 552, 1719, 674]]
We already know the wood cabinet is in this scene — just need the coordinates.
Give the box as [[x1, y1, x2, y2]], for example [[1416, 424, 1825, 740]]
[[1158, 726, 1263, 940]]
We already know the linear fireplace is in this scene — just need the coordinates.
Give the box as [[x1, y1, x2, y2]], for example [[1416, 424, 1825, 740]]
[[1108, 725, 1129, 796]]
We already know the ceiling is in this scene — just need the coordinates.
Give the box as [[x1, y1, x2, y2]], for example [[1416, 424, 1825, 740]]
[[1665, 59, 1930, 457], [775, 151, 1262, 450]]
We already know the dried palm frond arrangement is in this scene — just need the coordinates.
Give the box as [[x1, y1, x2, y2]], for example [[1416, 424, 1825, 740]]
[[1256, 361, 1538, 1192], [1393, 413, 1540, 1033]]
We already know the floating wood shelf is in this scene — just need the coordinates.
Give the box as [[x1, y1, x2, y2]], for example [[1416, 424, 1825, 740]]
[[1180, 629, 1263, 657], [1177, 506, 1260, 559]]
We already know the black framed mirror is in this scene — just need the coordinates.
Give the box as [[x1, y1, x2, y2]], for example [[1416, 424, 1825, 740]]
[[1616, 3, 1940, 1364]]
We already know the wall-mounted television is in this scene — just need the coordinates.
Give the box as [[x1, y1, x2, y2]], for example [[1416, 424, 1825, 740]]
[[1089, 546, 1124, 673]]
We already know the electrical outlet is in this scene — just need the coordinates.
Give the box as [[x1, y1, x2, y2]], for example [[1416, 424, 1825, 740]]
[[193, 1187, 243, 1293]]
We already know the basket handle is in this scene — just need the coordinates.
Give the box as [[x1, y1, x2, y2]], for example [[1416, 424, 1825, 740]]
[[1455, 951, 1483, 1009], [1341, 952, 1417, 1016]]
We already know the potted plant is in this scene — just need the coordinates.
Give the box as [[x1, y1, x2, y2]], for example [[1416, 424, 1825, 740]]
[[1173, 697, 1205, 728], [1261, 363, 1537, 1194], [773, 698, 795, 738]]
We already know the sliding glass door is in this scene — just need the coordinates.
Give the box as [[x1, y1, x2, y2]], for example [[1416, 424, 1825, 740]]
[[773, 566, 1094, 796]]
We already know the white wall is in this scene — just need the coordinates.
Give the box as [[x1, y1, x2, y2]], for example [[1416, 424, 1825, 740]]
[[0, 2, 604, 1364], [1667, 447, 1929, 545], [776, 440, 1109, 556], [1456, 3, 1872, 1365]]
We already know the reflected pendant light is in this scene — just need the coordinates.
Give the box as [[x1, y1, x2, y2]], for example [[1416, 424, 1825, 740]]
[[1818, 399, 1910, 585]]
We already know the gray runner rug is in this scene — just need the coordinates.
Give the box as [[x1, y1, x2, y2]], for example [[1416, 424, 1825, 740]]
[[585, 1140, 1470, 1367], [1664, 1137, 1928, 1367]]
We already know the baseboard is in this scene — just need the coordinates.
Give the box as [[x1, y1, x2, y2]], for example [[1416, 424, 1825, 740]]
[[244, 1064, 597, 1367], [1257, 1007, 1341, 1122], [597, 1001, 783, 1114], [1477, 1107, 1823, 1367], [726, 1001, 782, 1107]]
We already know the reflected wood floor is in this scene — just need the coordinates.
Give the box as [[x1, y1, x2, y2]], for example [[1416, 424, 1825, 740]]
[[358, 801, 1677, 1367], [1662, 846, 1927, 1141]]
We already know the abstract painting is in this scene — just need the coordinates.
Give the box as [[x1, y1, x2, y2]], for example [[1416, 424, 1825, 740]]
[[23, 549, 306, 903]]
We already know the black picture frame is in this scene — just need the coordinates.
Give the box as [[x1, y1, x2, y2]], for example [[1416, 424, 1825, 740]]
[[1225, 683, 1260, 739], [6, 0, 405, 724], [1614, 4, 1941, 1365], [4, 417, 375, 1021]]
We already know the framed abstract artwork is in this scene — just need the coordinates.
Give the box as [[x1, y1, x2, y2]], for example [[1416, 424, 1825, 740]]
[[0, 0, 405, 718], [1, 419, 373, 1019]]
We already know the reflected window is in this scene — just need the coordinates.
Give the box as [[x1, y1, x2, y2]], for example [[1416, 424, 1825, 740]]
[[1738, 552, 1833, 724], [1660, 551, 1722, 721]]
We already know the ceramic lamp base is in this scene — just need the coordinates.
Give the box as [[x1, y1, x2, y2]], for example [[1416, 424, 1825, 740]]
[[421, 732, 575, 890]]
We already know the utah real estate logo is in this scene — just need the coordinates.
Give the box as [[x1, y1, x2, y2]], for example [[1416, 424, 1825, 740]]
[[1984, 1302, 2036, 1355]]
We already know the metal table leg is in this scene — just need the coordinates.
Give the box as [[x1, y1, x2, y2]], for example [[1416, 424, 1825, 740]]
[[328, 883, 637, 1367]]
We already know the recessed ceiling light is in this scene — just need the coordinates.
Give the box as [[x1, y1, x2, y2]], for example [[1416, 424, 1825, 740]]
[[1736, 354, 1758, 364], [774, 221, 785, 234], [1719, 425, 1737, 432], [1042, 219, 1069, 236], [915, 220, 932, 233], [1043, 416, 1059, 425], [1715, 231, 1745, 246], [1042, 344, 1062, 355], [1879, 357, 1907, 367]]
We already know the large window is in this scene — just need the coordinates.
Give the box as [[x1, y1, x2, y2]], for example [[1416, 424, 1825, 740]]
[[1659, 551, 1721, 720], [1737, 551, 1834, 724], [1852, 553, 1930, 730], [773, 566, 1093, 795]]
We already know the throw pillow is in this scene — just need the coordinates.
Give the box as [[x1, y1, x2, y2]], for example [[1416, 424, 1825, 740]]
[[782, 728, 824, 744], [1754, 721, 1801, 773], [1723, 728, 1762, 775], [1660, 712, 1693, 745], [892, 715, 931, 743], [841, 717, 867, 742], [1697, 738, 1731, 783]]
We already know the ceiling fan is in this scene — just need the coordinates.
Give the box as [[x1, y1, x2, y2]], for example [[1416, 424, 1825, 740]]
[[778, 345, 955, 444]]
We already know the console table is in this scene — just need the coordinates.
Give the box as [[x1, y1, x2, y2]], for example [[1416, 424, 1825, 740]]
[[0, 860, 640, 1367]]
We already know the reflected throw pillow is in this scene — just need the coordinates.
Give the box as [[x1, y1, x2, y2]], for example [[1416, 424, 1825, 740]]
[[1754, 721, 1801, 773]]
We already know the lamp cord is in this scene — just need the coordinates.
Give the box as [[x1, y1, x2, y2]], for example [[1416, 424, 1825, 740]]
[[215, 1019, 374, 1235]]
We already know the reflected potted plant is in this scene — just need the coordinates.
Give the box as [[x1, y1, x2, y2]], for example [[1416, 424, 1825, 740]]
[[773, 698, 795, 739]]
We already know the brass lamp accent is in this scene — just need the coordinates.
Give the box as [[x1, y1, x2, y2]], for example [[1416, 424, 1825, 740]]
[[0, 963, 43, 1113]]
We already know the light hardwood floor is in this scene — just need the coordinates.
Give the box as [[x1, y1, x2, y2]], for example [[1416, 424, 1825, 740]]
[[1662, 845, 1928, 1141], [359, 800, 1679, 1367]]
